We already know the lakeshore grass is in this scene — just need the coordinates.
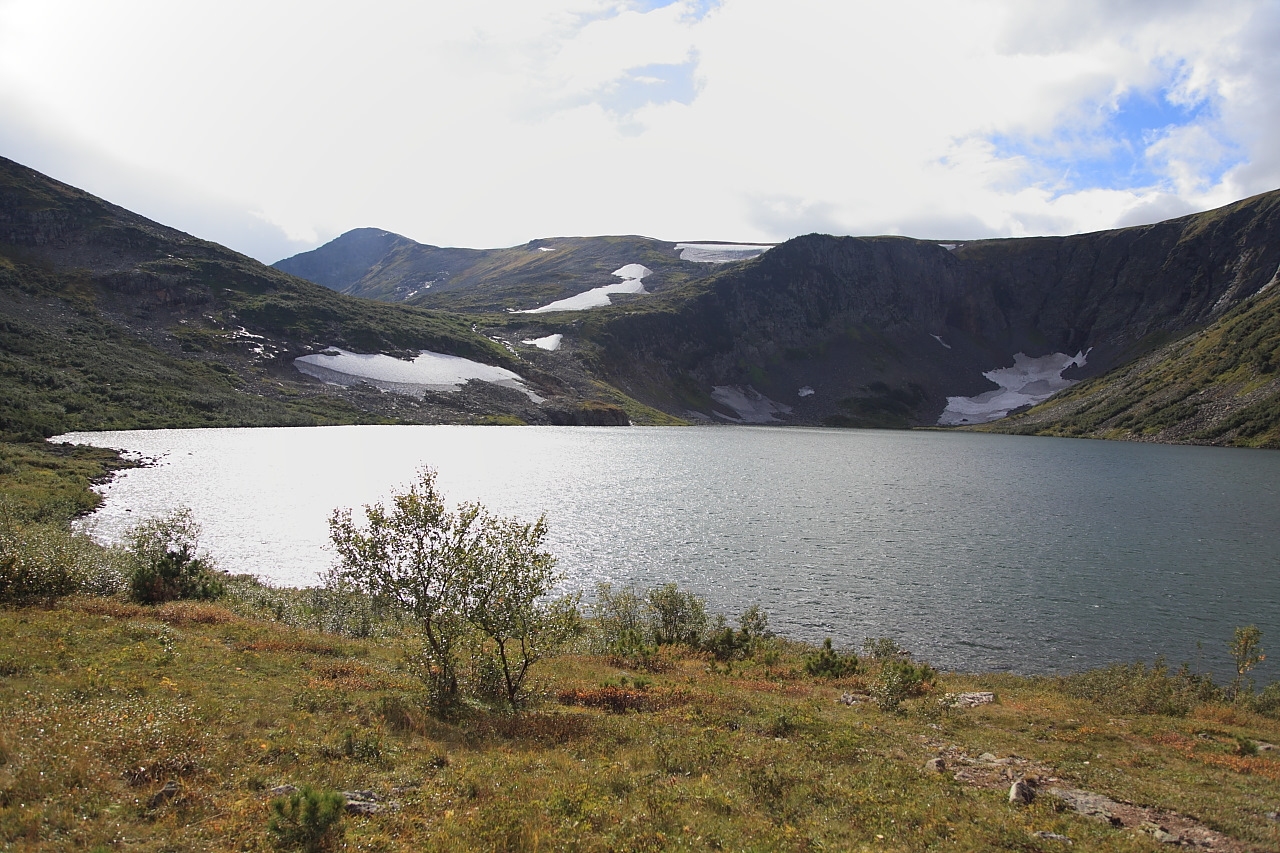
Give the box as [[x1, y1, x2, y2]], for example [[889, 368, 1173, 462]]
[[1, 586, 1278, 852]]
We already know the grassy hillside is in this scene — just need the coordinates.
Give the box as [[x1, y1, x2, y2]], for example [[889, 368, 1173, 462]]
[[1, 588, 1277, 852], [983, 280, 1280, 446]]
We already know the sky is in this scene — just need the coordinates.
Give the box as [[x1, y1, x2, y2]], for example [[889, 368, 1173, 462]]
[[1, 0, 1278, 264]]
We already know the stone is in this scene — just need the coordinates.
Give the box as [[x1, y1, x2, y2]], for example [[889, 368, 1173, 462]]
[[953, 691, 996, 707], [1140, 822, 1181, 844], [1032, 831, 1073, 844], [342, 790, 395, 816], [1009, 776, 1037, 806], [978, 752, 999, 762], [148, 780, 180, 808], [268, 784, 299, 797], [923, 757, 947, 773], [1047, 788, 1123, 826]]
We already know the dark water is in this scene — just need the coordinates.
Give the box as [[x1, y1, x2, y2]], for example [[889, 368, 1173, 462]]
[[61, 425, 1280, 677]]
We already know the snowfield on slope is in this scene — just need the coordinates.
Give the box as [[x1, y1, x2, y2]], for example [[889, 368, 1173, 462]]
[[677, 243, 773, 263], [294, 348, 544, 402], [514, 265, 653, 313], [938, 351, 1089, 425]]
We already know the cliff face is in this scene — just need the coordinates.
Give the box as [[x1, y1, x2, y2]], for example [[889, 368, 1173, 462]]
[[5, 153, 1280, 444], [579, 191, 1280, 433]]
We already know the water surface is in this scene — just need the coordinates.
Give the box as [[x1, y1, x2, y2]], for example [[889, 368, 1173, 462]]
[[61, 425, 1280, 676]]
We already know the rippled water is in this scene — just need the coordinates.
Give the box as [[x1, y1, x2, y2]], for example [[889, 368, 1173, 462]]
[[60, 425, 1280, 676]]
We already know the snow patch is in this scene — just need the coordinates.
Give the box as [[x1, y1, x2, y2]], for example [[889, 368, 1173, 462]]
[[513, 264, 652, 313], [677, 243, 773, 263], [612, 263, 652, 280], [938, 243, 961, 251], [538, 247, 554, 252], [294, 347, 544, 403], [938, 351, 1089, 425], [931, 334, 952, 350], [798, 386, 815, 397], [711, 385, 792, 423], [522, 334, 563, 351]]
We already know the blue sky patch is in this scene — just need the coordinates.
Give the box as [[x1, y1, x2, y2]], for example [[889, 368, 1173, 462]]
[[596, 53, 702, 117], [987, 86, 1238, 194], [629, 0, 721, 20]]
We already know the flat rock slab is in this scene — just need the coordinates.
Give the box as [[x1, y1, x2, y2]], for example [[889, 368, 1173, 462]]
[[1047, 786, 1249, 851]]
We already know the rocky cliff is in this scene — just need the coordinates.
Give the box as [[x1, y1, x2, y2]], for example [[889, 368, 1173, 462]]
[[5, 153, 1279, 446]]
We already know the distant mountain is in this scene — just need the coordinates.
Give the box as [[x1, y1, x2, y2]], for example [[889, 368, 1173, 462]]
[[5, 153, 1279, 446], [574, 194, 1280, 441], [0, 156, 658, 441], [274, 230, 764, 312]]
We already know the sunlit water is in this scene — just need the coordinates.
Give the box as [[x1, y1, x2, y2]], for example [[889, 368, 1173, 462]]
[[59, 425, 1280, 676]]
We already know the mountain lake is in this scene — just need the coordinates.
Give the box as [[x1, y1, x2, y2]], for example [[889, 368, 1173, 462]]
[[58, 424, 1280, 678]]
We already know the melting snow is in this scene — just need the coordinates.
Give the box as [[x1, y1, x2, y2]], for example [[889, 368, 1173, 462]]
[[522, 334, 563, 351], [513, 264, 653, 313], [931, 334, 952, 350], [798, 386, 815, 397], [294, 347, 544, 403], [677, 243, 773, 263], [711, 385, 792, 423], [938, 351, 1089, 425]]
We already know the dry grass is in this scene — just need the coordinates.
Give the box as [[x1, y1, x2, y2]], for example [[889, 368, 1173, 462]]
[[0, 602, 1277, 852]]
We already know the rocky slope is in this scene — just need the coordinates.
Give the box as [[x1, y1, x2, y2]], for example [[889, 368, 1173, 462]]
[[273, 229, 729, 312], [5, 153, 1280, 445], [0, 157, 655, 441]]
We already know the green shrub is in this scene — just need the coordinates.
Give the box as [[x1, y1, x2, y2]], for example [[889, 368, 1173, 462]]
[[870, 658, 936, 712], [117, 508, 224, 604], [704, 605, 772, 662], [1057, 658, 1220, 716], [804, 638, 859, 679], [1248, 681, 1280, 718], [267, 785, 346, 852], [128, 544, 225, 604], [0, 517, 120, 603], [591, 582, 649, 652], [328, 468, 580, 712], [646, 582, 708, 646]]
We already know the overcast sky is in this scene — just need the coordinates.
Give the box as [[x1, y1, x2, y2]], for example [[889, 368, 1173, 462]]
[[2, 0, 1278, 263]]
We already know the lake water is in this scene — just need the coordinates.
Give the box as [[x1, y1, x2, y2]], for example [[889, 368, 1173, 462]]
[[59, 425, 1280, 677]]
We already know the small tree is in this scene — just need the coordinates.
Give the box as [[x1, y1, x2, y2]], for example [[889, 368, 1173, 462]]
[[328, 468, 580, 711], [647, 582, 707, 646], [1228, 625, 1266, 698], [328, 470, 479, 706], [464, 512, 581, 708], [119, 508, 223, 604]]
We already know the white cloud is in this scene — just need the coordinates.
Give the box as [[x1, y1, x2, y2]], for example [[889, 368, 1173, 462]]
[[0, 0, 1276, 262]]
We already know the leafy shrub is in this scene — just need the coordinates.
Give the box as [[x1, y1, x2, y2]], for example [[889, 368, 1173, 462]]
[[328, 468, 581, 712], [128, 544, 225, 604], [592, 582, 649, 651], [804, 638, 859, 679], [647, 583, 708, 646], [1247, 681, 1280, 719], [117, 508, 224, 604], [1228, 625, 1266, 698], [0, 517, 121, 603], [268, 785, 346, 852], [1057, 658, 1220, 716], [870, 658, 936, 712]]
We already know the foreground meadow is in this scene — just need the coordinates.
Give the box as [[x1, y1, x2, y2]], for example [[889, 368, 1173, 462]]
[[1, 586, 1278, 852]]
